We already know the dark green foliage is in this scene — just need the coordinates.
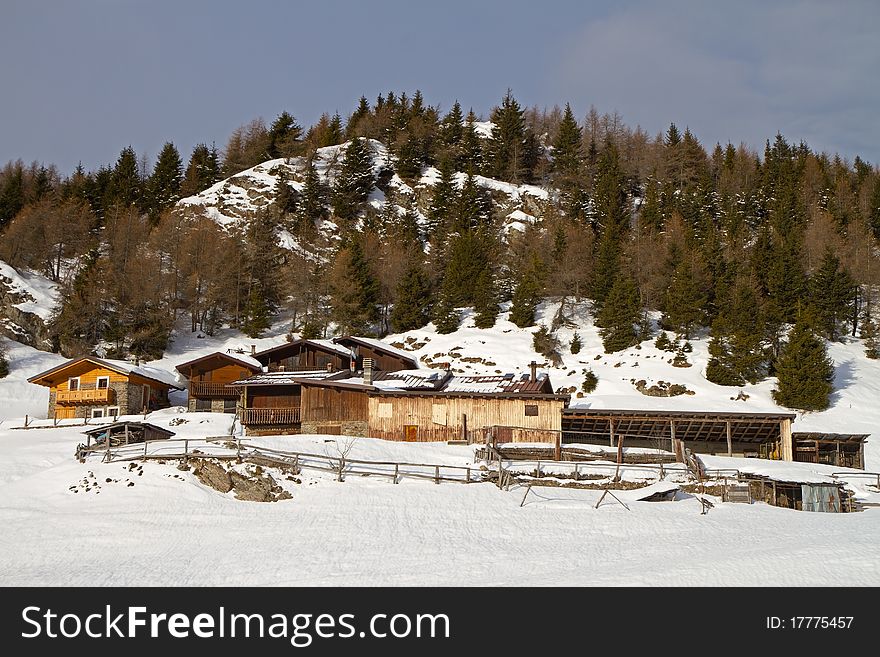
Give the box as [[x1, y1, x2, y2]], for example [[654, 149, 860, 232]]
[[267, 111, 303, 158], [438, 100, 464, 150], [180, 143, 221, 197], [552, 103, 582, 182], [472, 268, 499, 329], [592, 141, 628, 236], [486, 89, 536, 183], [590, 229, 621, 308], [427, 157, 457, 240], [0, 164, 24, 228], [509, 259, 543, 328], [639, 179, 663, 233], [705, 281, 766, 386], [295, 157, 328, 232], [637, 313, 653, 342], [532, 325, 562, 365], [663, 261, 706, 339], [809, 248, 856, 341], [273, 172, 299, 217], [432, 285, 460, 334], [570, 332, 582, 354], [459, 110, 483, 173], [440, 230, 494, 307], [240, 209, 284, 338], [860, 307, 879, 359], [453, 170, 491, 233], [772, 318, 834, 411], [391, 264, 431, 333], [332, 138, 375, 221], [145, 142, 182, 221], [581, 368, 598, 394], [300, 319, 323, 340], [330, 237, 380, 335], [109, 146, 142, 208], [597, 275, 641, 353], [346, 96, 371, 138], [869, 177, 880, 241], [655, 332, 673, 351]]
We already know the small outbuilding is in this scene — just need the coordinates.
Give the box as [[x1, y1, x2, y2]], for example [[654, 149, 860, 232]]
[[82, 421, 175, 447]]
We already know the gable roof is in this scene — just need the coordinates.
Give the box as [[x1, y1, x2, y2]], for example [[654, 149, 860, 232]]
[[332, 336, 419, 365], [28, 357, 184, 389], [253, 338, 353, 363], [175, 351, 263, 375]]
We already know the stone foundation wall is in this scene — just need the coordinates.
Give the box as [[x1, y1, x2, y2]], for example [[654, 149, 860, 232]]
[[300, 420, 368, 437]]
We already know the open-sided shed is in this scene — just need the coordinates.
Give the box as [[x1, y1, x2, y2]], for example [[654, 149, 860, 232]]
[[562, 408, 796, 461], [83, 421, 175, 447], [792, 432, 868, 470]]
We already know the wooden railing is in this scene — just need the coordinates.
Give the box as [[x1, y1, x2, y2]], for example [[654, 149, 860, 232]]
[[189, 382, 239, 398], [241, 407, 301, 425], [267, 364, 337, 373], [56, 388, 114, 404]]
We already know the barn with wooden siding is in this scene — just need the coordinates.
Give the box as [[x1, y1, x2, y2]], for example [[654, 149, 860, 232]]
[[562, 408, 797, 462], [175, 351, 262, 413], [28, 357, 183, 420], [331, 336, 419, 372], [253, 339, 354, 373]]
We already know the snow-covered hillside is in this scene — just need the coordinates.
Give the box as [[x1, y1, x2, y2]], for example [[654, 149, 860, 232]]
[[0, 260, 59, 347]]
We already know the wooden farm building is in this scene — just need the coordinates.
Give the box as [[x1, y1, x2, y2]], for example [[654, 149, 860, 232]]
[[251, 336, 418, 374], [83, 421, 175, 446], [175, 351, 262, 413], [28, 357, 183, 420], [792, 432, 868, 470], [562, 408, 797, 461], [232, 357, 569, 442]]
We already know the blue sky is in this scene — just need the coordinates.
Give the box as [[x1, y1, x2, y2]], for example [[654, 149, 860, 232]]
[[2, 0, 878, 174]]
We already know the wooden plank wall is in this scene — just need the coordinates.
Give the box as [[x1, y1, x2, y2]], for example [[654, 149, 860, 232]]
[[301, 386, 369, 422], [367, 395, 564, 443], [248, 385, 301, 409], [192, 363, 252, 384]]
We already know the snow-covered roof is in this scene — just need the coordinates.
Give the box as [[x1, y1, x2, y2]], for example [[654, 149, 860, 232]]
[[27, 357, 184, 389], [255, 338, 353, 360], [334, 336, 418, 363], [229, 370, 339, 386], [443, 373, 552, 394], [175, 350, 263, 373]]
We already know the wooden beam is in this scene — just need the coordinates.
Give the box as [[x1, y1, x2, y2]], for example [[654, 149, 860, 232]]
[[726, 420, 732, 456], [609, 419, 616, 448]]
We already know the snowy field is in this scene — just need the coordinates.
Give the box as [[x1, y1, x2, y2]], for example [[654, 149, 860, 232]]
[[0, 412, 878, 586], [1, 298, 879, 586]]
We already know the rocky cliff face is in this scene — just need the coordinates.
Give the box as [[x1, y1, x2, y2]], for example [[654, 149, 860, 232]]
[[0, 265, 56, 349]]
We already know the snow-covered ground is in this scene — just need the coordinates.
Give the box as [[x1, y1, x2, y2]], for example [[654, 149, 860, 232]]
[[2, 301, 879, 586], [0, 418, 877, 586]]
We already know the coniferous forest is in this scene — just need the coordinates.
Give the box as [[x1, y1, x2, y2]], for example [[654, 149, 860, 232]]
[[2, 89, 880, 411]]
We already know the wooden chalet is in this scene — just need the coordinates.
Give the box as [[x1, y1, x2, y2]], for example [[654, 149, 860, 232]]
[[331, 336, 418, 372], [175, 351, 262, 413], [253, 339, 355, 373], [562, 408, 797, 461], [28, 357, 183, 421], [233, 356, 569, 441]]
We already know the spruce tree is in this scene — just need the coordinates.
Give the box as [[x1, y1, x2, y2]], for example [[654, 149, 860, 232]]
[[706, 281, 765, 386], [330, 237, 380, 335], [472, 267, 499, 329], [593, 141, 628, 236], [509, 259, 543, 328], [295, 156, 328, 232], [332, 138, 375, 221], [273, 172, 299, 218], [427, 157, 457, 240], [0, 343, 8, 378], [552, 103, 582, 184], [438, 100, 464, 150], [109, 146, 142, 209], [570, 332, 582, 354], [487, 89, 532, 183], [441, 230, 493, 307], [639, 178, 663, 233], [459, 110, 484, 173], [0, 164, 24, 229], [432, 283, 460, 334], [597, 274, 641, 353], [453, 169, 491, 233], [663, 260, 706, 339], [869, 177, 880, 241], [390, 263, 430, 333], [772, 318, 834, 411], [809, 248, 856, 341], [346, 96, 371, 139], [267, 111, 303, 158], [590, 229, 621, 309], [860, 307, 879, 359], [145, 142, 182, 221]]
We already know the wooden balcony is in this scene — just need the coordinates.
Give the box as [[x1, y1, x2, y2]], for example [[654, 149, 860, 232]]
[[241, 407, 301, 426], [56, 388, 114, 405], [189, 382, 240, 398], [267, 364, 337, 373]]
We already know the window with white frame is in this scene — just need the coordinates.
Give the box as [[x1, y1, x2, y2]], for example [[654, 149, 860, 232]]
[[96, 376, 110, 389], [91, 408, 104, 418], [106, 407, 120, 418], [68, 377, 80, 391]]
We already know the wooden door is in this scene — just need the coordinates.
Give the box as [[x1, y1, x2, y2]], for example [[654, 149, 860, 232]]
[[404, 425, 418, 442], [55, 407, 75, 420]]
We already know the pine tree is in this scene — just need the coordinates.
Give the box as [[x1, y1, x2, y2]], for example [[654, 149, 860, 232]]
[[597, 274, 641, 353], [509, 259, 543, 328], [581, 368, 598, 393], [427, 156, 457, 240], [441, 230, 493, 307], [273, 171, 299, 217], [869, 177, 880, 241], [0, 342, 9, 378], [663, 260, 705, 339], [486, 89, 533, 183], [570, 332, 582, 354], [390, 263, 431, 333], [459, 110, 484, 173], [592, 141, 628, 236], [346, 96, 371, 139], [145, 142, 182, 221], [472, 267, 499, 328], [453, 169, 491, 233], [0, 164, 24, 229], [267, 111, 303, 158], [332, 138, 375, 221], [706, 281, 765, 386], [432, 283, 460, 334], [552, 103, 582, 184], [809, 248, 856, 341], [590, 229, 621, 309], [772, 318, 835, 411], [295, 156, 328, 232], [860, 309, 879, 359], [109, 146, 142, 209], [330, 237, 380, 335], [639, 178, 663, 233], [438, 100, 464, 150]]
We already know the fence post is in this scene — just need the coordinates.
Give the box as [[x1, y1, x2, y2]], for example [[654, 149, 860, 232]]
[[24, 414, 29, 428], [236, 439, 242, 463], [536, 461, 541, 478], [183, 440, 189, 465], [394, 463, 399, 484], [466, 467, 471, 483], [434, 465, 440, 484], [574, 463, 579, 481], [497, 454, 502, 489], [143, 440, 148, 461]]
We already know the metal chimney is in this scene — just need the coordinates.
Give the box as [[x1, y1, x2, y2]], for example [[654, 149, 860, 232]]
[[363, 358, 374, 386], [529, 361, 537, 382], [250, 344, 256, 355]]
